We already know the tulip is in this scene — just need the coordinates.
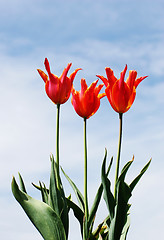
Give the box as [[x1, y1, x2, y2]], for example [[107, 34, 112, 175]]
[[38, 58, 81, 192], [97, 65, 147, 113], [37, 58, 81, 105], [71, 78, 105, 239], [97, 65, 148, 197], [71, 78, 105, 119]]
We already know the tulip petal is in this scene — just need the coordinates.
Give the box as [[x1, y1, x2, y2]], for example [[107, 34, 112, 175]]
[[69, 68, 82, 83], [94, 82, 104, 96], [98, 92, 106, 99], [60, 63, 72, 84], [80, 78, 88, 97], [44, 58, 59, 84], [126, 70, 137, 93], [134, 76, 148, 88], [119, 65, 127, 89], [105, 67, 117, 87], [128, 89, 136, 111], [96, 75, 109, 87], [44, 58, 51, 76], [71, 89, 85, 118], [37, 69, 48, 83], [105, 86, 118, 113], [112, 80, 131, 113]]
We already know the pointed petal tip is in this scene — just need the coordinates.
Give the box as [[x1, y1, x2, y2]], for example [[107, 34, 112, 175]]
[[37, 69, 48, 83], [44, 57, 49, 65], [67, 63, 72, 68], [143, 75, 148, 79], [124, 64, 128, 72], [105, 66, 113, 71], [120, 64, 128, 83], [96, 74, 104, 80], [98, 92, 106, 99], [44, 58, 51, 74], [81, 78, 87, 84], [77, 67, 83, 71], [74, 67, 82, 73]]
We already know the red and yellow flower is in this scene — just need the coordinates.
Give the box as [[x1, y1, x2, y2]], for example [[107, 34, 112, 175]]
[[71, 78, 105, 119], [37, 58, 81, 105], [97, 65, 147, 113]]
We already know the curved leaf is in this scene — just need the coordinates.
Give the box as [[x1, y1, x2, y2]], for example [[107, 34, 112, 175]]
[[101, 150, 115, 220], [88, 184, 103, 229], [88, 151, 113, 231], [129, 159, 151, 192], [49, 158, 69, 239], [61, 166, 85, 211], [12, 176, 66, 240], [120, 215, 130, 240], [66, 198, 84, 236]]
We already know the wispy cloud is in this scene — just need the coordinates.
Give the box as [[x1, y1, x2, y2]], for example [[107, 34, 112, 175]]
[[0, 0, 164, 239]]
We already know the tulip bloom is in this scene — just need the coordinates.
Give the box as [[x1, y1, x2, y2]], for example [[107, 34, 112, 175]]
[[97, 65, 147, 113], [71, 78, 105, 119], [37, 58, 81, 105]]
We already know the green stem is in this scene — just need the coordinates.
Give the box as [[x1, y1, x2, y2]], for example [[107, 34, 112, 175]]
[[56, 103, 60, 189], [114, 113, 123, 198], [84, 117, 89, 238]]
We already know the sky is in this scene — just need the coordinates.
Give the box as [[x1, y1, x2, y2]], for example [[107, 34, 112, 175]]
[[0, 0, 164, 239]]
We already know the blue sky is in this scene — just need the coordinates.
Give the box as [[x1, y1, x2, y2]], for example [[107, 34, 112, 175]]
[[0, 0, 164, 239]]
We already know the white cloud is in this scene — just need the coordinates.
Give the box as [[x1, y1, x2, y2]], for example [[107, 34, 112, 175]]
[[1, 39, 163, 239], [0, 0, 164, 239]]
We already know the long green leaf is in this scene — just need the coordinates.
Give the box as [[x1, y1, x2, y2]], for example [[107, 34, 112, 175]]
[[49, 158, 60, 215], [88, 152, 113, 231], [129, 159, 151, 192], [66, 198, 84, 236], [32, 182, 50, 203], [103, 157, 151, 240], [109, 181, 131, 240], [88, 184, 103, 229], [12, 176, 66, 240], [49, 158, 69, 239], [118, 159, 133, 183], [61, 167, 85, 211], [120, 215, 130, 240], [32, 159, 70, 239], [108, 159, 133, 240], [101, 151, 115, 220]]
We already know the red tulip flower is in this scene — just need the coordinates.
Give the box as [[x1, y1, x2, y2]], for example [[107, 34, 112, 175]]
[[37, 58, 81, 105], [71, 78, 105, 119], [97, 65, 147, 113]]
